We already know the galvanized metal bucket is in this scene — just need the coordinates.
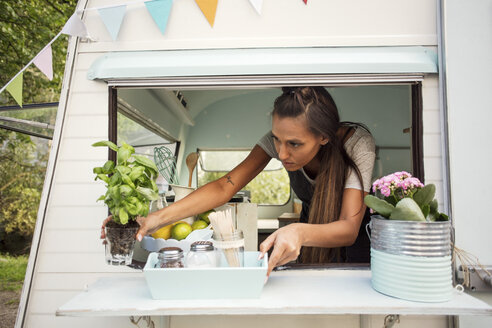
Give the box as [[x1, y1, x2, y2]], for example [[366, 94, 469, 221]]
[[368, 215, 453, 302]]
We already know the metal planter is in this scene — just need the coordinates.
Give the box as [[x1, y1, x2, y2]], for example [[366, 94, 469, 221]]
[[369, 215, 453, 302]]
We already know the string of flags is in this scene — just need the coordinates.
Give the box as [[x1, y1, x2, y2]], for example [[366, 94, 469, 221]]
[[0, 0, 308, 107]]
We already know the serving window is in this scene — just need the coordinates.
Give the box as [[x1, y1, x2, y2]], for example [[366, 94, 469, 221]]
[[107, 81, 423, 219]]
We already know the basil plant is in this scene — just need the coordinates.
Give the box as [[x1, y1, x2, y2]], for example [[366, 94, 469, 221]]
[[92, 141, 160, 225]]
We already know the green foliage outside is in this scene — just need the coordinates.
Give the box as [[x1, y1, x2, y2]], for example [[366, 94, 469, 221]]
[[0, 130, 49, 254], [0, 0, 77, 105], [0, 1, 77, 254], [198, 170, 291, 205], [0, 254, 28, 292]]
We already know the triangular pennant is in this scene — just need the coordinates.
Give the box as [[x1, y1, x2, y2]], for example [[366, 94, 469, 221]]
[[303, 0, 307, 4], [145, 0, 173, 35], [6, 72, 23, 107], [195, 0, 218, 27], [98, 5, 127, 41], [248, 0, 263, 15], [61, 13, 89, 38], [33, 45, 53, 80]]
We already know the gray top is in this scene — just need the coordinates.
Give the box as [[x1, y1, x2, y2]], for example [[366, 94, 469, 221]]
[[257, 126, 376, 222]]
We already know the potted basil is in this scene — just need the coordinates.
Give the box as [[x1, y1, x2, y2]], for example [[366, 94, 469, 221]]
[[93, 141, 159, 265]]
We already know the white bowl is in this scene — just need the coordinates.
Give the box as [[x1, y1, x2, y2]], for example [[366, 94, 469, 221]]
[[141, 226, 213, 252]]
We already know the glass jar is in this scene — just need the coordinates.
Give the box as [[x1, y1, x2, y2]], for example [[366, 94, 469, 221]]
[[155, 247, 184, 268], [185, 241, 217, 268], [212, 230, 244, 267]]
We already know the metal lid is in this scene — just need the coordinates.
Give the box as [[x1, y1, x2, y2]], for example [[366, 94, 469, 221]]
[[157, 247, 183, 260], [190, 241, 214, 252]]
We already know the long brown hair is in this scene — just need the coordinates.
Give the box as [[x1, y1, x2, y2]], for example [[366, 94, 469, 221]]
[[273, 87, 365, 263]]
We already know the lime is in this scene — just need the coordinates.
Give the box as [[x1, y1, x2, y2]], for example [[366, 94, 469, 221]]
[[198, 209, 214, 224], [171, 222, 193, 240], [151, 224, 173, 240], [191, 219, 208, 230]]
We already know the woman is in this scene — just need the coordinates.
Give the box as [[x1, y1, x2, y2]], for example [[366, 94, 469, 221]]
[[102, 86, 375, 276]]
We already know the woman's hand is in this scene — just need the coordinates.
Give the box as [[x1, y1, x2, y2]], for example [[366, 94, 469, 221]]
[[135, 210, 169, 241], [100, 215, 112, 243], [259, 223, 305, 277]]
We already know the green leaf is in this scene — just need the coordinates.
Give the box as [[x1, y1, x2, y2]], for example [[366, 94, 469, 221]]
[[109, 172, 121, 186], [136, 186, 159, 201], [102, 160, 115, 173], [422, 204, 430, 219], [119, 208, 129, 225], [133, 155, 158, 174], [96, 174, 109, 183], [115, 165, 131, 176], [430, 199, 438, 213], [364, 195, 395, 217], [413, 184, 436, 207], [121, 141, 135, 154], [96, 195, 105, 201], [389, 198, 426, 221], [436, 213, 449, 221], [117, 147, 132, 164], [92, 140, 118, 152], [93, 167, 103, 174], [129, 166, 145, 181], [121, 174, 136, 189], [119, 185, 133, 196]]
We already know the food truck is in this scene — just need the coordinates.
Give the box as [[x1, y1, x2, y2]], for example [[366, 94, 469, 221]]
[[15, 0, 492, 327]]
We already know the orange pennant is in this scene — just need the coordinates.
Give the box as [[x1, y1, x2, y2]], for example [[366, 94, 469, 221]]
[[195, 0, 218, 27]]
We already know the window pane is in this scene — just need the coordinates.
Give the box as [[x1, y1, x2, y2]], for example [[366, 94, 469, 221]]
[[117, 112, 177, 193], [197, 149, 290, 205]]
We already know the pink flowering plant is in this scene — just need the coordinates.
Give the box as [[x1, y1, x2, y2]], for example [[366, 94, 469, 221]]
[[364, 171, 448, 222]]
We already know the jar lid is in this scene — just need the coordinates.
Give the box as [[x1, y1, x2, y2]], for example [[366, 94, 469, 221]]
[[190, 241, 214, 252], [157, 247, 183, 260]]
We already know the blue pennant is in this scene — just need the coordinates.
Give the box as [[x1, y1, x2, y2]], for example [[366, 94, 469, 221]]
[[145, 0, 173, 35]]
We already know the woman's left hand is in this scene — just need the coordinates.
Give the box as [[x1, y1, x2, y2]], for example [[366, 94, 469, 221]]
[[259, 223, 305, 278]]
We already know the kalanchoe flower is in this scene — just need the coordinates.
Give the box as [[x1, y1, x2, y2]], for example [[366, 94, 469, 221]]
[[372, 172, 424, 201]]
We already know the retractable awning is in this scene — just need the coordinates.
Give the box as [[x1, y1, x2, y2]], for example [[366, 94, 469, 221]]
[[87, 46, 437, 83]]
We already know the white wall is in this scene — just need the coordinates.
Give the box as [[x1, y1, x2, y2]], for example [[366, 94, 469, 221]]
[[444, 0, 492, 324]]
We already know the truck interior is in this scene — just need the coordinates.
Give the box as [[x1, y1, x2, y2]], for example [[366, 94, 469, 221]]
[[112, 84, 422, 249]]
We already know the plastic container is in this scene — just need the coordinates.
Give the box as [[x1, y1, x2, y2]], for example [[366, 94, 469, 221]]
[[143, 251, 268, 299]]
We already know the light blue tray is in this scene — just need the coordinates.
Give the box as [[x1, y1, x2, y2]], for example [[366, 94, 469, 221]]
[[143, 251, 268, 299]]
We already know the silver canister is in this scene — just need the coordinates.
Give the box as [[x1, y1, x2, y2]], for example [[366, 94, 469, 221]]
[[369, 215, 452, 257], [186, 241, 217, 268], [155, 247, 184, 268]]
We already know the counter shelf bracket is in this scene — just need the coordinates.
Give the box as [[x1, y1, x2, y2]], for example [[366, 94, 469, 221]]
[[130, 315, 156, 328], [383, 314, 400, 328]]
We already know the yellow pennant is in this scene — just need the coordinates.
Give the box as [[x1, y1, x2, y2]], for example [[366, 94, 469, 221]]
[[6, 72, 23, 107], [195, 0, 218, 27]]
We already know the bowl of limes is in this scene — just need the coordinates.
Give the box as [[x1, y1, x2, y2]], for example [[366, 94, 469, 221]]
[[141, 211, 214, 252]]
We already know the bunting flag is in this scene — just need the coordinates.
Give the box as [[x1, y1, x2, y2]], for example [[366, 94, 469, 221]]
[[195, 0, 218, 27], [303, 0, 307, 4], [248, 0, 263, 15], [33, 45, 53, 80], [5, 73, 24, 107], [62, 13, 89, 38], [145, 0, 173, 35], [98, 5, 127, 40]]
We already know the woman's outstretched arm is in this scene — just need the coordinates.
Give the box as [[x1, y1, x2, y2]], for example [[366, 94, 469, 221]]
[[134, 145, 272, 241]]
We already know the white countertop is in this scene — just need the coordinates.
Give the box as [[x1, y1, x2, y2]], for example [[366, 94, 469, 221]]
[[57, 269, 492, 317]]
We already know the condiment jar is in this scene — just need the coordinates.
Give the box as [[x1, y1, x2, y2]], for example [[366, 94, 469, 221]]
[[185, 241, 217, 268], [155, 247, 184, 268]]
